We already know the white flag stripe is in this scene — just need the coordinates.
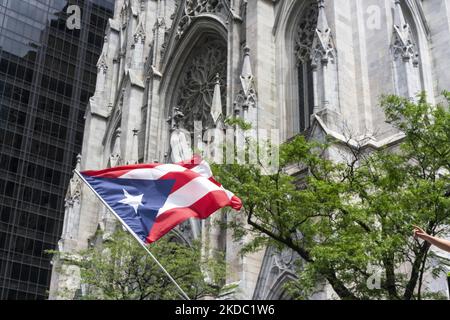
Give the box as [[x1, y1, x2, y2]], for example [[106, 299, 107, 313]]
[[191, 160, 213, 178], [224, 189, 234, 200], [118, 164, 187, 180], [157, 176, 222, 216]]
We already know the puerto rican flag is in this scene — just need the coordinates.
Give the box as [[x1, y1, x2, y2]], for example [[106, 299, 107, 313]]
[[80, 156, 242, 243]]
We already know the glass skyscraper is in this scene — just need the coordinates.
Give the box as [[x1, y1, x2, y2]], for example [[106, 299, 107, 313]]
[[0, 0, 114, 299]]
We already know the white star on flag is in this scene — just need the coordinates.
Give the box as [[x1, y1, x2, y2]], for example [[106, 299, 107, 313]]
[[118, 189, 143, 215]]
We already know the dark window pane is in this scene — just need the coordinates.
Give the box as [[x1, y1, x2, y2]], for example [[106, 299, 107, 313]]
[[38, 270, 49, 286], [5, 181, 15, 197], [0, 206, 11, 223]]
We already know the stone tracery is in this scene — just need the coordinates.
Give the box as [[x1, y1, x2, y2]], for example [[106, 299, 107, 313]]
[[294, 2, 319, 65], [178, 0, 230, 37], [174, 37, 227, 132], [392, 1, 419, 64], [253, 246, 298, 300]]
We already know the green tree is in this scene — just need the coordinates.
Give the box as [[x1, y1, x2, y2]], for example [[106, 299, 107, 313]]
[[74, 228, 225, 300], [213, 92, 450, 300]]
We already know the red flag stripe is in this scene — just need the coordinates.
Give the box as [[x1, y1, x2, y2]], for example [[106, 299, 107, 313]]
[[147, 190, 236, 243], [157, 170, 202, 194]]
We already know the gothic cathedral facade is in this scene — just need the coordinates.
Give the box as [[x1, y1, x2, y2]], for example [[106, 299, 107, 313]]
[[49, 0, 450, 299]]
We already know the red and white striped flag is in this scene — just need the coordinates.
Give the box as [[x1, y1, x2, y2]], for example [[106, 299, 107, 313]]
[[80, 156, 242, 243]]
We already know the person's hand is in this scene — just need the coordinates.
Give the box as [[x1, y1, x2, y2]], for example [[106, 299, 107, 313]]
[[413, 225, 428, 240]]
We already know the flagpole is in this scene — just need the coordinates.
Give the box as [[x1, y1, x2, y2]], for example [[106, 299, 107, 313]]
[[74, 170, 191, 300]]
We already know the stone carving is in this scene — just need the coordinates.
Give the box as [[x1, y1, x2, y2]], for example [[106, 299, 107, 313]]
[[133, 20, 146, 44], [168, 108, 193, 162], [116, 89, 125, 115], [252, 246, 298, 300], [97, 52, 108, 74], [109, 127, 122, 167], [392, 0, 419, 66], [210, 74, 223, 125], [310, 0, 336, 66], [177, 0, 229, 38], [234, 46, 257, 116], [175, 37, 227, 132], [391, 0, 421, 99], [161, 0, 230, 59], [65, 154, 82, 204], [294, 1, 319, 65], [152, 17, 165, 32], [120, 1, 129, 27], [178, 219, 195, 244], [274, 248, 296, 271], [62, 154, 82, 244], [139, 0, 145, 11], [392, 25, 417, 62], [294, 0, 338, 115], [294, 0, 336, 67]]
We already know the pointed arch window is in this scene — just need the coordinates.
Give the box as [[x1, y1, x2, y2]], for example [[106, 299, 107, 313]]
[[294, 3, 318, 133], [297, 59, 315, 132], [173, 35, 227, 135]]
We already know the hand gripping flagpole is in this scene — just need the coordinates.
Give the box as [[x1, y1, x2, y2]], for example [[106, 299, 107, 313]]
[[74, 170, 191, 300]]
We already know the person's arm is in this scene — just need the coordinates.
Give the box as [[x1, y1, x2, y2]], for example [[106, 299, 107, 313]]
[[413, 225, 450, 253]]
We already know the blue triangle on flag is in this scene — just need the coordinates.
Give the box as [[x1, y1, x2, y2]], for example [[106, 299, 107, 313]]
[[82, 175, 175, 241]]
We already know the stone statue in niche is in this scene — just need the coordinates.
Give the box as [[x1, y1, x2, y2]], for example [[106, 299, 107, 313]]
[[169, 107, 193, 162]]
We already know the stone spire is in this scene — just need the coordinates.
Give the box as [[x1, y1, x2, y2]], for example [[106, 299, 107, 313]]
[[316, 0, 328, 32], [95, 51, 108, 99], [97, 52, 108, 74], [210, 74, 223, 125], [62, 154, 82, 246], [311, 0, 335, 66], [131, 16, 146, 70], [66, 154, 82, 202], [393, 0, 407, 30], [120, 0, 129, 27], [233, 45, 258, 147], [306, 0, 339, 114], [133, 19, 146, 44], [114, 0, 125, 20], [234, 46, 257, 115], [75, 153, 81, 171], [240, 46, 254, 96], [392, 0, 418, 64]]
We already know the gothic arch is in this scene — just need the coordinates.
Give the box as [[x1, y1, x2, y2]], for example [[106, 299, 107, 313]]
[[107, 126, 122, 168], [253, 246, 298, 300], [161, 5, 229, 75], [170, 35, 227, 132], [167, 228, 194, 246], [276, 0, 320, 140], [158, 18, 228, 159], [266, 271, 296, 300], [102, 91, 123, 165], [154, 18, 228, 242], [293, 2, 319, 133], [102, 100, 122, 167]]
